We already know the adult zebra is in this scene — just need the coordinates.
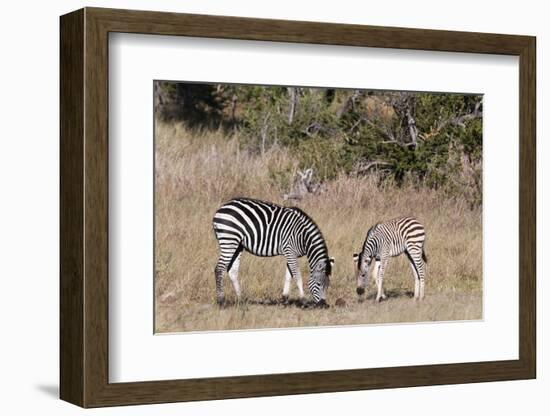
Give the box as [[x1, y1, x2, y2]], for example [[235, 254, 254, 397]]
[[212, 197, 333, 307], [353, 216, 427, 302]]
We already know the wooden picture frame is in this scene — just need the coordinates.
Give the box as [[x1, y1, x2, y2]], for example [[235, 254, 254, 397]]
[[60, 7, 536, 408]]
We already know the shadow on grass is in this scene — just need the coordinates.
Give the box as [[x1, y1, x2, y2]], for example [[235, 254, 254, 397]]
[[218, 297, 325, 309], [216, 289, 415, 309], [364, 289, 415, 301]]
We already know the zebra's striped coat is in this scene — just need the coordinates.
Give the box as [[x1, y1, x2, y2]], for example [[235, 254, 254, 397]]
[[354, 216, 427, 302], [212, 198, 332, 305]]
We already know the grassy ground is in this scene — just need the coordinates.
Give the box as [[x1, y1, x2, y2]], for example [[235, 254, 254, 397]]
[[155, 122, 482, 333]]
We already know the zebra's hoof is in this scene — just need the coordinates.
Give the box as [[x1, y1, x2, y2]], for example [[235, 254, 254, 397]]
[[216, 298, 226, 307], [315, 299, 329, 309], [281, 295, 290, 305]]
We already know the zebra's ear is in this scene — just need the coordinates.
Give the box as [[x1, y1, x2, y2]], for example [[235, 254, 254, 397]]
[[329, 257, 335, 265], [352, 253, 359, 263]]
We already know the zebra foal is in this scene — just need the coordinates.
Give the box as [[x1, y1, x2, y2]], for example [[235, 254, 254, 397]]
[[353, 216, 427, 302], [212, 198, 333, 307]]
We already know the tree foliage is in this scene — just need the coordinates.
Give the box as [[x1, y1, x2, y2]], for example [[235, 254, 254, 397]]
[[155, 81, 483, 207]]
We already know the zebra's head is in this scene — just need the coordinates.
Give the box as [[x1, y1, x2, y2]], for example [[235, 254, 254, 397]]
[[353, 252, 372, 298], [309, 257, 334, 305]]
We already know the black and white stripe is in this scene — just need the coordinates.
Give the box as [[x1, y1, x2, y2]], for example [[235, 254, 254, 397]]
[[353, 216, 427, 301], [212, 197, 332, 305]]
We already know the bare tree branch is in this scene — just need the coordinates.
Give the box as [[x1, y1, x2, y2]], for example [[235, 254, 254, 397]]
[[287, 87, 298, 125], [355, 160, 393, 175], [283, 168, 320, 200], [405, 107, 418, 148], [337, 90, 363, 118], [420, 104, 483, 141], [380, 140, 416, 148], [260, 112, 270, 155]]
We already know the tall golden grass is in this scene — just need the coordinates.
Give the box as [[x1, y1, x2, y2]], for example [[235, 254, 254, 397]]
[[155, 122, 482, 332]]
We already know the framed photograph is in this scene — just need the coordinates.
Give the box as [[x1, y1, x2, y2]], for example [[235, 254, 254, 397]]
[[60, 7, 536, 408]]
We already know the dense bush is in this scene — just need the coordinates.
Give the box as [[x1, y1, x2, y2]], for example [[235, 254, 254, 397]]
[[155, 82, 483, 207]]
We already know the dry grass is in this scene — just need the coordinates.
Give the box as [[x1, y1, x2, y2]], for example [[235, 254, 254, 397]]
[[155, 122, 482, 333]]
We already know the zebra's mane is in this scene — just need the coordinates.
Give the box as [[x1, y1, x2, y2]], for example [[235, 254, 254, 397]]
[[358, 224, 378, 265], [289, 206, 331, 271], [232, 196, 279, 208], [289, 206, 322, 235]]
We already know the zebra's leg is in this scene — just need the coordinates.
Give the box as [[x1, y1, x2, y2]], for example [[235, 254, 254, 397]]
[[214, 241, 241, 305], [414, 268, 420, 299], [373, 260, 380, 292], [406, 246, 425, 300], [284, 254, 305, 304], [375, 258, 388, 302], [282, 266, 292, 303], [228, 251, 243, 301], [410, 261, 420, 299], [417, 257, 426, 300], [373, 259, 387, 300], [405, 250, 420, 299], [214, 262, 227, 305], [295, 270, 305, 301]]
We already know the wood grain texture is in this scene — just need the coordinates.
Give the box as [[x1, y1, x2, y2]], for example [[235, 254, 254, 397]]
[[89, 7, 532, 54], [59, 7, 537, 408], [59, 8, 84, 407], [518, 38, 536, 376], [83, 10, 110, 406]]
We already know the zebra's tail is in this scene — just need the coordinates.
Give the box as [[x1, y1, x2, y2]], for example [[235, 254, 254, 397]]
[[422, 249, 428, 263]]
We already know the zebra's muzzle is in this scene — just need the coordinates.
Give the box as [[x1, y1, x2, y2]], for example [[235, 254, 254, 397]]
[[356, 287, 365, 296]]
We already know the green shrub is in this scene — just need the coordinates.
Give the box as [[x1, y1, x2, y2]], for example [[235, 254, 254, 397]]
[[155, 82, 483, 207]]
